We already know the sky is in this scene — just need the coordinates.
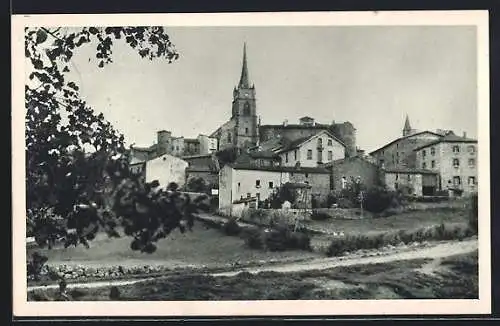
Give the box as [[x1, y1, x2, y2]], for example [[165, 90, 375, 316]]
[[64, 26, 478, 152]]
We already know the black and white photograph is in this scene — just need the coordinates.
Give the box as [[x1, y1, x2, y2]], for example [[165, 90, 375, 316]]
[[12, 11, 490, 317]]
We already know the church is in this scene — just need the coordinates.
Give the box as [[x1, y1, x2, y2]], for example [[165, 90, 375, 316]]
[[211, 43, 357, 158], [210, 43, 259, 151]]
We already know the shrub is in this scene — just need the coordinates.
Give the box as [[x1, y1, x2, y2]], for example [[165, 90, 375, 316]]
[[27, 252, 49, 281], [310, 210, 331, 221], [362, 186, 398, 214], [266, 227, 311, 252], [325, 222, 473, 257], [243, 227, 265, 249], [223, 218, 242, 236], [469, 194, 478, 234], [337, 197, 354, 209]]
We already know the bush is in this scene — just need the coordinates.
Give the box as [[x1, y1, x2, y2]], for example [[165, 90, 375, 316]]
[[264, 224, 311, 252], [243, 227, 265, 249], [27, 252, 49, 281], [469, 194, 478, 234], [310, 210, 331, 221], [326, 193, 338, 207], [325, 223, 473, 257], [362, 186, 398, 214], [223, 218, 241, 236]]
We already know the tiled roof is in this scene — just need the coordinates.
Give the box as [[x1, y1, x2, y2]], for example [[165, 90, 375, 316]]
[[383, 168, 438, 175], [413, 134, 477, 151], [283, 181, 312, 189], [369, 130, 445, 154], [229, 163, 330, 174], [323, 155, 378, 168]]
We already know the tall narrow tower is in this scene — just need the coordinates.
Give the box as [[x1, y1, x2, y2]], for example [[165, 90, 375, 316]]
[[403, 114, 412, 137], [231, 43, 259, 149]]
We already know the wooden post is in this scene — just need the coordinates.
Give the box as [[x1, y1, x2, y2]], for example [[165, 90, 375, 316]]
[[360, 190, 364, 218]]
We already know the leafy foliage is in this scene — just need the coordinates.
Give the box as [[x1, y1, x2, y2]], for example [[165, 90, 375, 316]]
[[468, 193, 478, 234], [27, 252, 49, 281], [25, 26, 208, 253], [186, 177, 208, 193]]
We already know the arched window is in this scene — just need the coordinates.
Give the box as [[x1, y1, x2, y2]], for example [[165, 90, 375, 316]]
[[243, 102, 251, 116]]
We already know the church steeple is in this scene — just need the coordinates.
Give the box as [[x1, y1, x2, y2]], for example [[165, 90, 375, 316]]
[[238, 43, 250, 89], [403, 114, 412, 137]]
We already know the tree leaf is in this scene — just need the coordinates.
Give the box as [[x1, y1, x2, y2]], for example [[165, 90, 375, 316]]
[[36, 29, 48, 44]]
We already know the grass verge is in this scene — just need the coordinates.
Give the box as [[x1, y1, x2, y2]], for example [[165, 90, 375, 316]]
[[28, 250, 478, 301]]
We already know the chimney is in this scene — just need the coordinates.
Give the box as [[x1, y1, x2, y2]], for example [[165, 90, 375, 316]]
[[463, 131, 467, 139]]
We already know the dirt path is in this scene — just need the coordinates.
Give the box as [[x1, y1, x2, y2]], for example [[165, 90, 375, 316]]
[[27, 239, 477, 292], [213, 239, 477, 276]]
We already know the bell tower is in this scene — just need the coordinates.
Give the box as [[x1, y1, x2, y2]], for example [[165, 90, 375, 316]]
[[231, 43, 258, 149]]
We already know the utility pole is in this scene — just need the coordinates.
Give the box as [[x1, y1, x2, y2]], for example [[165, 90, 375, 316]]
[[359, 190, 364, 218]]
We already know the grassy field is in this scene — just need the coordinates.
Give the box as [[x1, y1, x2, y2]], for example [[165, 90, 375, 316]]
[[28, 223, 320, 268], [28, 207, 471, 269], [28, 250, 478, 301], [306, 207, 469, 235]]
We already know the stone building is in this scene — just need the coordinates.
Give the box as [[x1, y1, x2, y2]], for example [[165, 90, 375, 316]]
[[383, 168, 439, 196], [144, 154, 189, 189], [259, 117, 357, 158], [369, 115, 450, 170], [210, 43, 260, 151], [413, 133, 478, 195], [130, 131, 218, 165], [246, 130, 346, 168], [325, 155, 383, 193], [218, 163, 331, 212], [183, 153, 220, 189]]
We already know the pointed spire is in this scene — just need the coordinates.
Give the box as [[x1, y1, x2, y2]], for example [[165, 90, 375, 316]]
[[403, 114, 412, 136], [403, 114, 411, 131], [238, 42, 250, 89]]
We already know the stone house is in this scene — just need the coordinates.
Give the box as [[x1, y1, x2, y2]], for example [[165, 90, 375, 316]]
[[413, 133, 478, 195], [144, 154, 189, 189], [383, 168, 439, 197], [259, 117, 357, 158], [369, 115, 450, 170], [218, 163, 331, 212], [324, 155, 383, 193]]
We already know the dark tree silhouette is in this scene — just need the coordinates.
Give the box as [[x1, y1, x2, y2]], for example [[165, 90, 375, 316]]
[[25, 26, 208, 254]]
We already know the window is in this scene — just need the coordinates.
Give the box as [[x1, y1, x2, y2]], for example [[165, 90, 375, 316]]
[[468, 176, 476, 185], [285, 153, 289, 163], [422, 162, 427, 169], [305, 173, 309, 178], [453, 158, 460, 168], [453, 176, 461, 186], [396, 143, 399, 149], [307, 150, 313, 160], [328, 151, 333, 161], [431, 160, 436, 168], [452, 145, 460, 153], [243, 102, 251, 115], [468, 158, 476, 168], [227, 132, 232, 143], [468, 145, 476, 154], [294, 150, 297, 160], [256, 180, 261, 188], [245, 127, 249, 135], [318, 138, 323, 147], [269, 182, 274, 189], [237, 182, 240, 191], [407, 174, 411, 182], [328, 139, 333, 146], [395, 174, 399, 180], [422, 150, 426, 158], [317, 150, 323, 163], [431, 147, 436, 155]]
